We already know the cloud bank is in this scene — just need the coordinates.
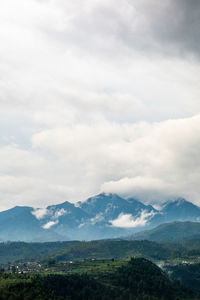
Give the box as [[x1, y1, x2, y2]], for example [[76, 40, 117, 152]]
[[0, 0, 200, 209]]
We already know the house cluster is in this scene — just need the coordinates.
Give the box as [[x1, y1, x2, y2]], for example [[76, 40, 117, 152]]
[[2, 261, 42, 273]]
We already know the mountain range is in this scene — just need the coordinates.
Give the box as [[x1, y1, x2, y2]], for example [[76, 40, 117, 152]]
[[1, 193, 200, 242]]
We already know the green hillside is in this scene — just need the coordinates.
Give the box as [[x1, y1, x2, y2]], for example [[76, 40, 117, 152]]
[[0, 258, 195, 300], [131, 221, 200, 242], [1, 237, 200, 265], [0, 241, 78, 264], [51, 239, 171, 262]]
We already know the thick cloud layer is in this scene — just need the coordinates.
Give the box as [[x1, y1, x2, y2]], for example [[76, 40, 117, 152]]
[[0, 115, 200, 209], [0, 0, 200, 209]]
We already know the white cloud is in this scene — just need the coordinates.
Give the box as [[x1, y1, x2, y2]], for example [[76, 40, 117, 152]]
[[30, 114, 200, 205], [42, 220, 58, 229], [32, 207, 67, 221], [32, 208, 50, 220], [52, 208, 67, 219], [110, 210, 156, 228], [0, 115, 200, 209]]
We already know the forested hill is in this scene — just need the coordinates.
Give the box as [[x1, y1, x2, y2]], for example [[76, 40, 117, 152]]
[[0, 241, 78, 264], [1, 238, 200, 264], [0, 258, 195, 300], [0, 240, 170, 263]]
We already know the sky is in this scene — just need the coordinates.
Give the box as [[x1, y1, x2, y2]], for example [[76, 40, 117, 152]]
[[1, 0, 200, 210]]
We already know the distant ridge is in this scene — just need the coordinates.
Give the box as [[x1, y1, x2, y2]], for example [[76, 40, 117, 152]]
[[130, 221, 200, 242]]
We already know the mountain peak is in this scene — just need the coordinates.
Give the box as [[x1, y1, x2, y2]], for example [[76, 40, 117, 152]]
[[162, 198, 184, 208], [82, 192, 123, 204], [93, 192, 120, 199], [173, 198, 188, 206], [163, 198, 199, 209]]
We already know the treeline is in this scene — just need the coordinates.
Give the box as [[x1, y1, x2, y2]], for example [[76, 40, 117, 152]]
[[0, 241, 78, 264], [1, 239, 200, 265], [51, 240, 171, 262], [0, 258, 196, 300], [46, 239, 200, 263]]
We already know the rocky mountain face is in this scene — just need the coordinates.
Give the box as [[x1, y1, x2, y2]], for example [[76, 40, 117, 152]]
[[0, 193, 200, 242]]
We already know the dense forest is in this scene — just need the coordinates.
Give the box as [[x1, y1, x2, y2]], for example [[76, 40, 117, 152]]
[[1, 239, 200, 264], [165, 263, 200, 296], [0, 258, 196, 300], [0, 241, 78, 264]]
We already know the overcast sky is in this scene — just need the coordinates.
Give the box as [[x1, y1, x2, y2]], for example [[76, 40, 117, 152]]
[[1, 0, 200, 210]]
